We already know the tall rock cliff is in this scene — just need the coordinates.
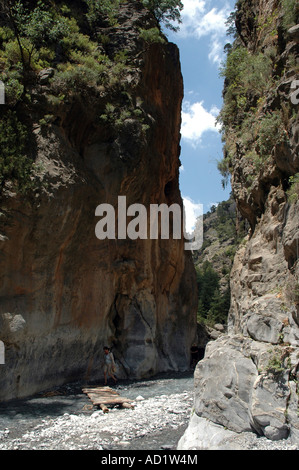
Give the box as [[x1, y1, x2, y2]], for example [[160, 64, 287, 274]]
[[0, 1, 197, 401], [180, 0, 299, 448]]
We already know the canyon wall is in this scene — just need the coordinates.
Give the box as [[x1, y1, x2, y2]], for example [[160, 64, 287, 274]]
[[180, 0, 299, 448], [0, 1, 197, 401]]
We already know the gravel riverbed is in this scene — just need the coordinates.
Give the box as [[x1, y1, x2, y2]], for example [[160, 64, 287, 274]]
[[0, 372, 298, 451], [0, 373, 194, 451]]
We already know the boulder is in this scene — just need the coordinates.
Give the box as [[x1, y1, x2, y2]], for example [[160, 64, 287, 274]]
[[177, 413, 244, 451], [193, 336, 258, 433]]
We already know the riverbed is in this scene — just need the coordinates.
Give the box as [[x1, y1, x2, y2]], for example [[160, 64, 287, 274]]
[[0, 371, 298, 451], [0, 372, 195, 451]]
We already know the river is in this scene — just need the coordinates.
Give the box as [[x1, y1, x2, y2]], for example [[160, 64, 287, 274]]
[[0, 372, 194, 451]]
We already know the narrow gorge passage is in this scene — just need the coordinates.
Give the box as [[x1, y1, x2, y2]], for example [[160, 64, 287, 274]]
[[0, 0, 298, 453]]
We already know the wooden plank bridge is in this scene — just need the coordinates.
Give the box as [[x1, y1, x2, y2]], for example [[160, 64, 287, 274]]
[[82, 386, 134, 413]]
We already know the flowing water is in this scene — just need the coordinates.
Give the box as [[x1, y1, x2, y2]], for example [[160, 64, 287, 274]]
[[0, 372, 195, 450]]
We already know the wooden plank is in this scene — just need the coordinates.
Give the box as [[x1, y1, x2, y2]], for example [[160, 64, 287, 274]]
[[82, 385, 133, 410], [83, 386, 114, 391], [84, 391, 128, 399], [121, 402, 135, 410], [91, 397, 132, 405], [100, 404, 109, 413], [82, 387, 117, 394], [83, 390, 119, 397]]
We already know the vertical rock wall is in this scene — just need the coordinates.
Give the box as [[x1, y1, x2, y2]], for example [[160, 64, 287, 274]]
[[180, 0, 299, 447], [0, 2, 198, 402]]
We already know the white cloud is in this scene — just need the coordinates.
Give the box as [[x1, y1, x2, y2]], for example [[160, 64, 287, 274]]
[[207, 201, 219, 210], [181, 0, 206, 19], [183, 196, 203, 233], [208, 37, 224, 64], [193, 7, 228, 38], [179, 0, 232, 64], [181, 100, 220, 146]]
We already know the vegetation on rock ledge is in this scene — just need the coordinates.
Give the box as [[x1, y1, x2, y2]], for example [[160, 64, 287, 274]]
[[0, 0, 182, 193], [193, 196, 247, 327], [217, 0, 299, 190]]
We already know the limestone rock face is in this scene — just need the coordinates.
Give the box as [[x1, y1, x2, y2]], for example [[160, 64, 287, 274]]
[[180, 0, 299, 447], [194, 335, 258, 433], [0, 2, 197, 401], [181, 195, 299, 446]]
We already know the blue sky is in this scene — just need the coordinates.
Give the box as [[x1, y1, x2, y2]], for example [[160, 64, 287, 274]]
[[165, 0, 236, 229]]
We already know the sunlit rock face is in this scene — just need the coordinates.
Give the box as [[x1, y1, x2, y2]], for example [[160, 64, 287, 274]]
[[180, 0, 299, 447], [0, 1, 197, 401]]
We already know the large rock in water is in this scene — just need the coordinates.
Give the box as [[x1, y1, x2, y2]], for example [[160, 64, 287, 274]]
[[0, 2, 197, 401]]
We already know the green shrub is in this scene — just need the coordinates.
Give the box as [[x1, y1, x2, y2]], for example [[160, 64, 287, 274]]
[[265, 351, 285, 375], [50, 25, 114, 94], [264, 347, 292, 377], [217, 155, 231, 188], [51, 63, 103, 94], [0, 1, 72, 73], [1, 69, 24, 105], [100, 100, 147, 132], [218, 41, 285, 180], [139, 27, 166, 44], [281, 0, 299, 30], [256, 111, 286, 158], [287, 173, 299, 204], [219, 46, 273, 131], [216, 0, 299, 188], [0, 111, 33, 192], [84, 0, 120, 27], [196, 261, 230, 326]]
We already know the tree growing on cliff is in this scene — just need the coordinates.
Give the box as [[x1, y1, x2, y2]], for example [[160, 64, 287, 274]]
[[84, 0, 184, 31], [142, 0, 183, 31], [0, 0, 70, 90]]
